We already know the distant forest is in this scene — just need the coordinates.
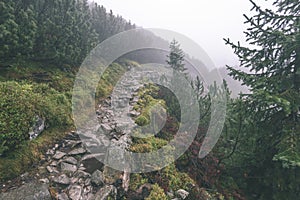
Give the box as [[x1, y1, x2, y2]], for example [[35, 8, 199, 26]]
[[0, 0, 135, 65]]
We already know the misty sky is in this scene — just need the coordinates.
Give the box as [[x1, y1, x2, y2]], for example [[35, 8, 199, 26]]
[[94, 0, 273, 68]]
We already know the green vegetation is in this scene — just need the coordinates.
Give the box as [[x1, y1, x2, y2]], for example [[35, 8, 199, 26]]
[[0, 81, 72, 155], [221, 0, 300, 198], [0, 128, 69, 181], [0, 0, 135, 66], [145, 184, 168, 200], [1, 0, 300, 199], [0, 61, 128, 181]]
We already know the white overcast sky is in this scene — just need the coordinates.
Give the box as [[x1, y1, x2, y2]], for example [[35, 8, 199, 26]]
[[94, 0, 274, 67]]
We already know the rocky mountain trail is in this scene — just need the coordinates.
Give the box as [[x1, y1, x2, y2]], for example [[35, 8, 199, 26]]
[[0, 68, 192, 200]]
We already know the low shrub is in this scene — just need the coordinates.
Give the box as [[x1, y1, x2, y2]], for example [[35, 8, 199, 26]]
[[135, 115, 150, 126], [145, 184, 168, 200], [0, 81, 72, 155]]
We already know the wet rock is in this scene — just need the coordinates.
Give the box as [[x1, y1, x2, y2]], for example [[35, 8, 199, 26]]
[[63, 157, 78, 165], [70, 177, 79, 184], [82, 193, 95, 200], [0, 183, 51, 200], [50, 161, 58, 167], [84, 178, 91, 186], [46, 149, 55, 155], [47, 166, 54, 173], [91, 170, 104, 186], [68, 148, 86, 156], [53, 151, 66, 160], [68, 185, 82, 200], [80, 153, 105, 174], [29, 115, 45, 140], [129, 110, 140, 117], [73, 170, 91, 179], [175, 189, 189, 200], [94, 185, 117, 200], [60, 162, 77, 174], [53, 174, 70, 185], [57, 192, 69, 200], [101, 123, 113, 133], [65, 140, 82, 148], [39, 178, 50, 184]]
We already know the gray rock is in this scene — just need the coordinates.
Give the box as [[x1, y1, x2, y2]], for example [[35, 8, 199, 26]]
[[101, 123, 113, 133], [63, 157, 78, 165], [61, 162, 77, 173], [94, 185, 117, 200], [50, 161, 58, 167], [29, 115, 45, 140], [82, 193, 95, 200], [46, 166, 54, 173], [53, 174, 70, 185], [129, 110, 140, 117], [0, 183, 51, 200], [39, 178, 50, 184], [57, 192, 69, 200], [91, 170, 104, 186], [68, 148, 86, 155], [65, 140, 82, 148], [70, 177, 79, 184], [175, 189, 189, 200], [80, 153, 105, 173], [73, 170, 91, 179], [85, 178, 91, 186], [53, 151, 66, 160], [46, 149, 55, 155], [68, 185, 82, 200]]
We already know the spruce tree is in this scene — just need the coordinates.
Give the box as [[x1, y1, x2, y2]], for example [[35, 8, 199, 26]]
[[224, 0, 300, 198], [166, 39, 186, 72]]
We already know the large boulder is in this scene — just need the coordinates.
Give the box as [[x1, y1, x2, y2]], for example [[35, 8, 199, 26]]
[[0, 182, 51, 200]]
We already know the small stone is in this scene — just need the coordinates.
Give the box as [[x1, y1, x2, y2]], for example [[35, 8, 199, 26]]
[[50, 161, 58, 167], [63, 157, 78, 165], [101, 123, 113, 133], [78, 166, 86, 171], [74, 170, 91, 179], [129, 110, 140, 117], [84, 178, 91, 186], [39, 178, 49, 184], [68, 185, 82, 200], [46, 149, 55, 155], [20, 172, 29, 180], [60, 162, 77, 174], [53, 151, 66, 160], [102, 118, 109, 123], [82, 193, 95, 200], [94, 185, 117, 200], [71, 177, 79, 184], [57, 192, 69, 200], [175, 189, 189, 200], [47, 166, 54, 173], [91, 170, 104, 186], [68, 148, 86, 156], [53, 174, 70, 185]]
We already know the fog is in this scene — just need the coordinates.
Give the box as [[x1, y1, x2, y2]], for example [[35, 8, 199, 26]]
[[93, 0, 274, 68]]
